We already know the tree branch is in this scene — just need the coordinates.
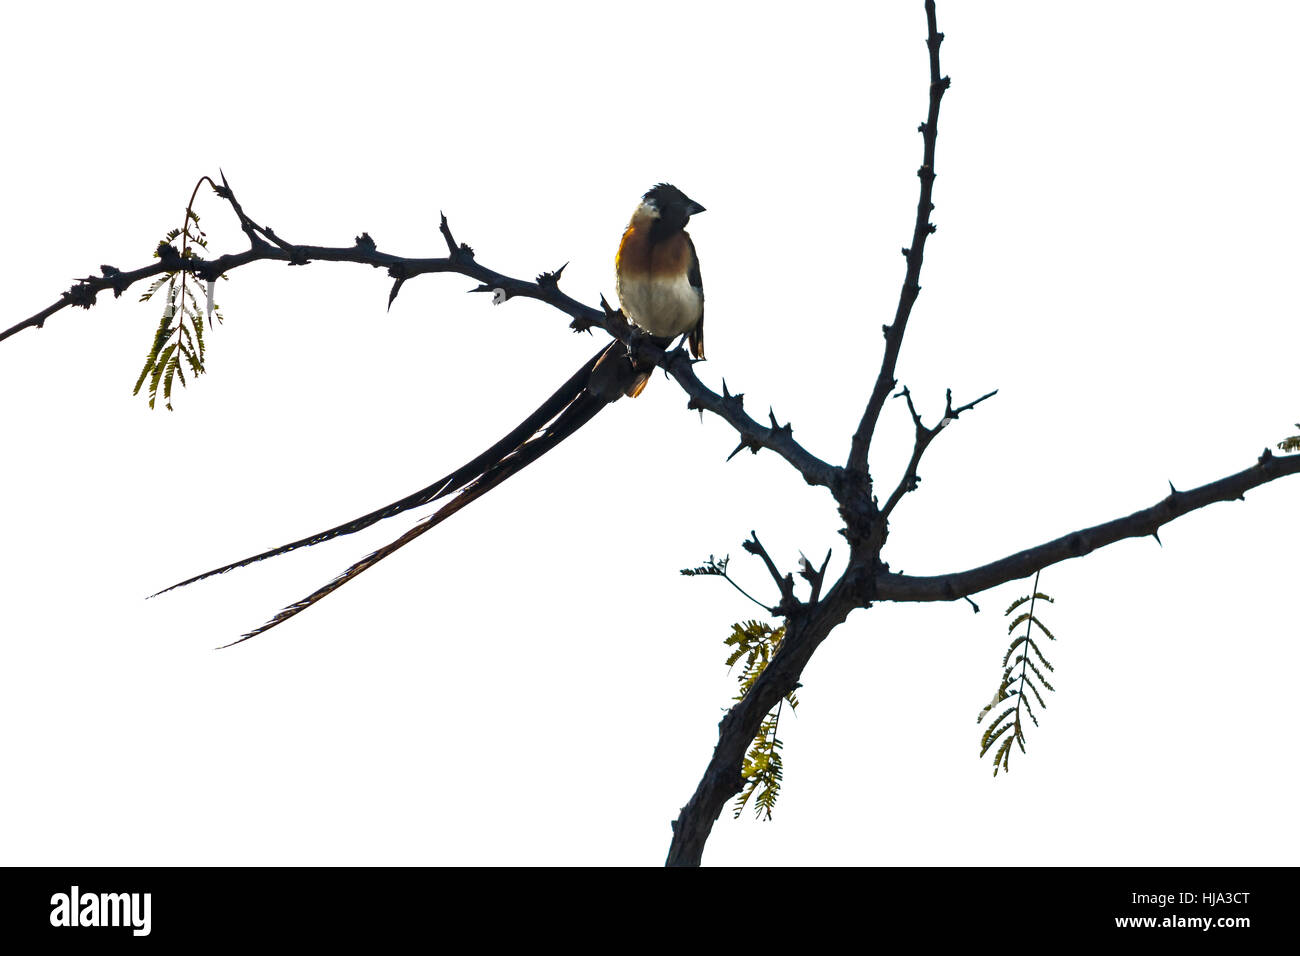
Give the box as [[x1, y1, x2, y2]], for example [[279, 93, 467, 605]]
[[874, 449, 1300, 602], [846, 0, 948, 485], [666, 576, 861, 866], [742, 531, 798, 616], [1, 175, 842, 495], [880, 385, 996, 518]]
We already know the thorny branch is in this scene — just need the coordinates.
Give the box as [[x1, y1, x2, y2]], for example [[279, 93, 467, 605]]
[[665, 0, 956, 866], [880, 385, 998, 518], [875, 449, 1300, 602], [845, 0, 949, 485], [1, 174, 842, 497]]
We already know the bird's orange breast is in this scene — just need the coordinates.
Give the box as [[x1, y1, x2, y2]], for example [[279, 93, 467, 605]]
[[615, 223, 701, 339], [615, 223, 693, 280]]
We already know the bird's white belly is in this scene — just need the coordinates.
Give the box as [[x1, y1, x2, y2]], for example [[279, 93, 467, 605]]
[[618, 274, 701, 338]]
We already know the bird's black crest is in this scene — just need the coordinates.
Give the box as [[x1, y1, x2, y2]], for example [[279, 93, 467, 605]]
[[643, 183, 705, 238]]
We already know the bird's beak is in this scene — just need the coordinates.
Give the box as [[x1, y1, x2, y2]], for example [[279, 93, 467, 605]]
[[687, 200, 706, 215]]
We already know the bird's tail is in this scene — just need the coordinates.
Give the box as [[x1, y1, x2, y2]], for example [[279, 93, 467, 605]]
[[150, 344, 615, 599], [221, 387, 611, 647], [153, 338, 653, 646]]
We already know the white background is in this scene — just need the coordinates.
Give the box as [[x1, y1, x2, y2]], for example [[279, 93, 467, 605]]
[[1, 2, 1296, 866]]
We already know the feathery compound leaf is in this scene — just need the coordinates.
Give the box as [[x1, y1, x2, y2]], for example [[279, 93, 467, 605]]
[[139, 273, 171, 302], [722, 622, 793, 820], [1022, 675, 1047, 710], [1030, 618, 1056, 642], [1027, 637, 1055, 671], [1025, 658, 1055, 694], [977, 678, 1013, 722], [132, 187, 229, 410], [981, 719, 1014, 758], [681, 554, 730, 577], [1019, 692, 1039, 727], [993, 737, 1013, 776], [977, 571, 1064, 776], [1005, 592, 1054, 615], [1001, 634, 1027, 667]]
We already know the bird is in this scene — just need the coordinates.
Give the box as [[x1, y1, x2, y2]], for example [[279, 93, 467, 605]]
[[152, 183, 707, 645], [616, 182, 706, 369]]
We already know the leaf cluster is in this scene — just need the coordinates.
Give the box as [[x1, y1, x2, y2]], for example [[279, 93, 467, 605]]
[[977, 589, 1058, 776], [133, 209, 226, 410], [725, 621, 798, 819], [680, 554, 729, 578], [1277, 423, 1300, 453]]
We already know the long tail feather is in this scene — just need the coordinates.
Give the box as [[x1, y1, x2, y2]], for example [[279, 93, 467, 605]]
[[222, 390, 609, 647], [152, 344, 614, 598]]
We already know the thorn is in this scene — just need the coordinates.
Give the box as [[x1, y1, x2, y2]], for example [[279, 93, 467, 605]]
[[1168, 480, 1178, 496], [536, 262, 568, 287], [439, 211, 461, 256], [727, 437, 761, 462], [1152, 530, 1162, 547], [387, 276, 405, 311]]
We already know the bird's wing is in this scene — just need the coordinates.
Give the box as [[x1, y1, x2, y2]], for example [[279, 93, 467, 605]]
[[687, 234, 704, 360], [151, 344, 615, 599]]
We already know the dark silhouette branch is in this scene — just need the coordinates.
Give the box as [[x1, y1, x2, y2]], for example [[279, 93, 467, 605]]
[[874, 449, 1300, 602], [1, 175, 841, 496], [667, 574, 861, 866], [846, 0, 948, 485], [742, 531, 798, 616], [880, 385, 997, 518]]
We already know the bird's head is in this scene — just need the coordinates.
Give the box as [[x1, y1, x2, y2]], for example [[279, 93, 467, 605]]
[[639, 183, 705, 237]]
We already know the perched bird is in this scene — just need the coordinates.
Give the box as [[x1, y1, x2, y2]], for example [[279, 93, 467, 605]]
[[153, 183, 707, 645], [616, 183, 706, 366]]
